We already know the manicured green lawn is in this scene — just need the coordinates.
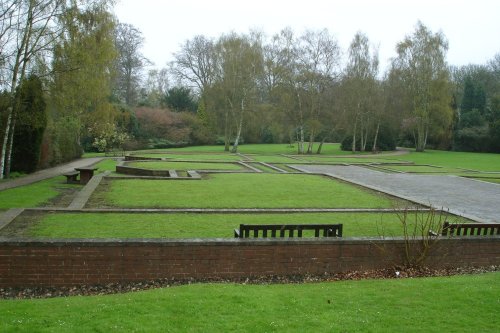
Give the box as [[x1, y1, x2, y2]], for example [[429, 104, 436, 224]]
[[380, 165, 464, 173], [246, 154, 306, 163], [94, 174, 396, 209], [1, 273, 498, 332], [127, 161, 244, 171], [93, 158, 117, 172], [0, 177, 78, 211], [403, 150, 500, 172], [139, 143, 350, 155], [22, 212, 454, 238], [300, 156, 404, 164], [133, 153, 243, 161]]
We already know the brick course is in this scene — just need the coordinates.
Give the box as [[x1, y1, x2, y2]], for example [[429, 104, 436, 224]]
[[0, 237, 499, 287]]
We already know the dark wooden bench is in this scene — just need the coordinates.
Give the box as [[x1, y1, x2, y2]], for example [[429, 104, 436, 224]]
[[441, 222, 500, 236], [234, 224, 343, 238], [63, 171, 79, 184]]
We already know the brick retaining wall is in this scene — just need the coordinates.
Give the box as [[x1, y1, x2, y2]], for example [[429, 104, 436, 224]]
[[0, 237, 499, 287]]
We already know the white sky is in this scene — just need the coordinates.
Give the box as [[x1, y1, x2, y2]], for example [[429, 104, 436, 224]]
[[114, 0, 500, 73]]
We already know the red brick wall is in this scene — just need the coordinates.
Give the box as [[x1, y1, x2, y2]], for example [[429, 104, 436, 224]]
[[0, 237, 499, 287]]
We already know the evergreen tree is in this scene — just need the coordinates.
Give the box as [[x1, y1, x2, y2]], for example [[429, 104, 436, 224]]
[[11, 75, 47, 173]]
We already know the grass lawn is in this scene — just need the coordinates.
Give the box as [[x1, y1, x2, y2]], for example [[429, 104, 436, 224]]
[[139, 143, 350, 155], [127, 161, 244, 171], [0, 273, 498, 332], [19, 211, 459, 238], [92, 174, 396, 209], [403, 149, 500, 172], [379, 165, 464, 173], [132, 153, 243, 161], [472, 177, 500, 184], [300, 156, 406, 164], [93, 158, 117, 172], [0, 177, 78, 211], [246, 154, 306, 163]]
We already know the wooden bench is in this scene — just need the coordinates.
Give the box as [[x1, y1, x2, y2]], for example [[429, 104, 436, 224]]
[[441, 222, 500, 236], [234, 224, 343, 238], [63, 171, 79, 184]]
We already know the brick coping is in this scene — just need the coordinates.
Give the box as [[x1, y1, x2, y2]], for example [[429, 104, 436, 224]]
[[1, 236, 498, 246]]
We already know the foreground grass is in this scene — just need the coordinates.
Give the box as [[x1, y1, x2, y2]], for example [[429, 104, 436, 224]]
[[94, 174, 396, 209], [128, 161, 244, 171], [22, 212, 457, 238], [1, 273, 498, 332], [0, 177, 77, 211]]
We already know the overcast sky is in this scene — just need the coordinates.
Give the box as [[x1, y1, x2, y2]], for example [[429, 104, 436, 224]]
[[113, 0, 500, 73]]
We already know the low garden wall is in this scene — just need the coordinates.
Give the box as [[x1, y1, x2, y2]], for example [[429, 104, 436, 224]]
[[0, 237, 499, 287], [115, 165, 171, 177]]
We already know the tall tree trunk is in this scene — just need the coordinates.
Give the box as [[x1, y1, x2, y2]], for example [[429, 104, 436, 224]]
[[0, 108, 12, 179], [360, 126, 365, 152], [306, 131, 314, 154], [4, 117, 16, 177], [224, 109, 230, 151], [351, 120, 357, 153], [416, 119, 426, 152], [361, 126, 368, 152], [316, 136, 327, 154], [297, 126, 305, 154], [372, 121, 380, 152], [231, 114, 243, 153]]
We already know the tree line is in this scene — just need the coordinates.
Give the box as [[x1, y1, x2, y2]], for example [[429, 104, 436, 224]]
[[1, 1, 499, 179], [167, 24, 499, 155]]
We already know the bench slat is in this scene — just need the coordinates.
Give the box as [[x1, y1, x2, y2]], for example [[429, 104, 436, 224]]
[[442, 222, 500, 237], [235, 224, 343, 238]]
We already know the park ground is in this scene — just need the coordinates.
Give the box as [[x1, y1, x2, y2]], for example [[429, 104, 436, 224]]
[[0, 143, 499, 332]]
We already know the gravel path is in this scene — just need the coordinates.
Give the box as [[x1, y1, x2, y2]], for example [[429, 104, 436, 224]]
[[294, 165, 500, 223], [0, 157, 104, 191]]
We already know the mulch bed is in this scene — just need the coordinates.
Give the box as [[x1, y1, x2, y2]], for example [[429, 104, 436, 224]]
[[1, 265, 498, 299]]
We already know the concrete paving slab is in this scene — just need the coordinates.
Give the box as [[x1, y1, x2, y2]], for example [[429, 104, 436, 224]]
[[294, 165, 500, 223]]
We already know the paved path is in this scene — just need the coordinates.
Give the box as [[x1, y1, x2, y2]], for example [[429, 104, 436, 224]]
[[0, 157, 104, 191], [293, 165, 500, 223]]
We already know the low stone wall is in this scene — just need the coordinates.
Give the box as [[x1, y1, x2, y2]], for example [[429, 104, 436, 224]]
[[124, 155, 161, 161], [115, 165, 171, 177], [0, 237, 498, 287]]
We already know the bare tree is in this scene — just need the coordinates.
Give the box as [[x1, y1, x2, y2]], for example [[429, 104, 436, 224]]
[[343, 32, 380, 152], [113, 22, 150, 106], [296, 29, 340, 154], [170, 35, 218, 94], [215, 32, 263, 153], [393, 21, 451, 152]]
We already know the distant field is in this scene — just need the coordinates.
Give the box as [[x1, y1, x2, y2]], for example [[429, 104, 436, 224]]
[[402, 149, 500, 172], [18, 211, 461, 239], [127, 161, 244, 171], [378, 165, 464, 173], [90, 174, 397, 209], [131, 153, 243, 161], [245, 154, 305, 163], [135, 143, 355, 155]]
